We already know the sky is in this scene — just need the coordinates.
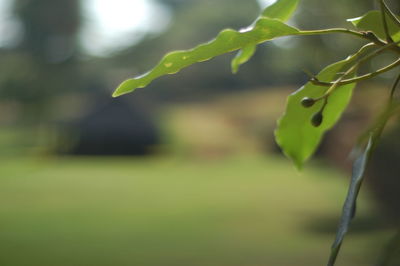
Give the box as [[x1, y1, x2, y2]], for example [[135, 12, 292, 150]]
[[80, 0, 171, 56], [0, 0, 269, 56], [0, 0, 21, 47], [0, 0, 171, 56]]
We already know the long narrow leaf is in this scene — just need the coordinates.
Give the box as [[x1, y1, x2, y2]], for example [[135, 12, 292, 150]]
[[113, 18, 299, 97], [327, 101, 400, 266], [327, 135, 373, 266], [113, 0, 301, 97]]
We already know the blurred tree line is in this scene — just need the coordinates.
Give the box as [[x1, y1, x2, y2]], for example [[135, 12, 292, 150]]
[[0, 0, 399, 120], [0, 0, 399, 229], [0, 0, 84, 123]]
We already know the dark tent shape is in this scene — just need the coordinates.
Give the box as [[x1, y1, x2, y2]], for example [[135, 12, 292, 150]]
[[67, 96, 160, 156]]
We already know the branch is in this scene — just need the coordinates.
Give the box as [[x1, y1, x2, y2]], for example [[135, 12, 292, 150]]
[[311, 41, 400, 88], [380, 0, 394, 43], [298, 28, 387, 46], [380, 0, 400, 28], [390, 71, 400, 99], [310, 58, 400, 87]]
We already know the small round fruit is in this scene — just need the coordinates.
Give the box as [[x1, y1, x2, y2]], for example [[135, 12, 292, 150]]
[[301, 97, 315, 108], [311, 112, 323, 127]]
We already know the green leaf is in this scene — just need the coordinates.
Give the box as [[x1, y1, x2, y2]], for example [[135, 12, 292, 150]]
[[348, 10, 400, 42], [275, 56, 360, 169], [327, 135, 374, 266], [231, 44, 256, 74], [262, 0, 299, 22], [230, 0, 299, 74], [327, 100, 400, 266], [113, 18, 299, 97]]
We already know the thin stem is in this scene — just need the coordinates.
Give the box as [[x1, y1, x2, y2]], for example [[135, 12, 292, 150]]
[[325, 66, 356, 97], [297, 28, 400, 54], [297, 28, 386, 46], [302, 68, 316, 79], [311, 58, 400, 87], [324, 44, 382, 97], [351, 42, 376, 57], [380, 0, 394, 43], [311, 41, 400, 88], [381, 0, 400, 28], [356, 74, 400, 147], [389, 71, 400, 99]]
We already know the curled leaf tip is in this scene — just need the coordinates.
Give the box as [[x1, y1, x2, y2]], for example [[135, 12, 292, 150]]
[[231, 45, 257, 74], [112, 91, 122, 98], [112, 78, 145, 97]]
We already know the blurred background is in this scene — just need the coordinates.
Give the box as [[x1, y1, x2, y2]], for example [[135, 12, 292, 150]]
[[0, 0, 399, 265]]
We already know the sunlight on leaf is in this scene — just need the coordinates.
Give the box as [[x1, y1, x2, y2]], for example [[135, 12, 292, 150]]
[[348, 11, 400, 42], [113, 0, 300, 97], [262, 0, 299, 21], [275, 55, 361, 169], [232, 0, 299, 73], [113, 18, 299, 97]]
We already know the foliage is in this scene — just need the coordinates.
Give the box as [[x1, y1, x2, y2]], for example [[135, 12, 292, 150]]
[[114, 0, 400, 265], [0, 0, 82, 122]]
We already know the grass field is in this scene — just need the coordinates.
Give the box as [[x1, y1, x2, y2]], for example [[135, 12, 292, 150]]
[[0, 154, 393, 266]]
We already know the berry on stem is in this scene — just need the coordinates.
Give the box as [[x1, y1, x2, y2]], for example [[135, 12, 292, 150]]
[[301, 97, 316, 108], [311, 111, 323, 127]]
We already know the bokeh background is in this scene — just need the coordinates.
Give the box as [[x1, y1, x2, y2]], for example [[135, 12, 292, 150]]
[[0, 0, 399, 265]]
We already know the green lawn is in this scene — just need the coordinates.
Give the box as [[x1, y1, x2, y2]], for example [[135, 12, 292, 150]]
[[0, 155, 392, 266]]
